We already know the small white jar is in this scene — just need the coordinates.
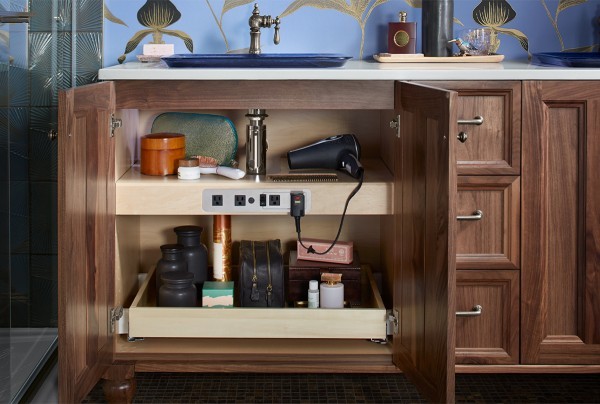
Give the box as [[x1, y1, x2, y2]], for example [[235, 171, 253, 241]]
[[177, 158, 201, 180]]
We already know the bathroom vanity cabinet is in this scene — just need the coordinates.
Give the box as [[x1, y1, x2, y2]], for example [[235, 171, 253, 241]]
[[57, 64, 600, 403]]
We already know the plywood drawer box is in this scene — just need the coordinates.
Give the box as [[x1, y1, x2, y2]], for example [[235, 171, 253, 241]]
[[456, 270, 520, 365], [127, 265, 387, 340], [456, 176, 520, 270]]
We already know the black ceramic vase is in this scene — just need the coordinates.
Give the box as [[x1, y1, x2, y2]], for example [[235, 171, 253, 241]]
[[159, 271, 196, 307], [421, 0, 454, 57], [174, 225, 208, 295], [155, 243, 187, 294]]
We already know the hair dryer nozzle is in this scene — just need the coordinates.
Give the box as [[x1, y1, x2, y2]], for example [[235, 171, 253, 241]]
[[287, 134, 362, 177]]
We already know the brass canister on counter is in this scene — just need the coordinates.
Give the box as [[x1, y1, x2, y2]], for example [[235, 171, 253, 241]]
[[212, 215, 232, 281]]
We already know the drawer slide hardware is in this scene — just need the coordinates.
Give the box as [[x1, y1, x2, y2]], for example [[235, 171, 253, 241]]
[[457, 209, 483, 221], [458, 116, 484, 125], [390, 115, 401, 139], [110, 306, 125, 333], [110, 115, 122, 137], [387, 309, 399, 335], [456, 304, 483, 317]]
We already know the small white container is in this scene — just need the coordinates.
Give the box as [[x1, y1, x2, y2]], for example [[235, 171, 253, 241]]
[[177, 158, 201, 180], [319, 273, 344, 309], [308, 280, 319, 308]]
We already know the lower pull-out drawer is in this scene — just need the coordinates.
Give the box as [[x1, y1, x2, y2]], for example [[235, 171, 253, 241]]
[[456, 269, 520, 365], [127, 265, 387, 340]]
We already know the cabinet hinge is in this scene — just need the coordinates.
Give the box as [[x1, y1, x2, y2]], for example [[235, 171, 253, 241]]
[[110, 115, 122, 137], [389, 114, 400, 139], [110, 306, 128, 334], [386, 309, 399, 335]]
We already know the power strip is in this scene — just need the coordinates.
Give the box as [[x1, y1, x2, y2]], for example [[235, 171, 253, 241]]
[[202, 189, 311, 214]]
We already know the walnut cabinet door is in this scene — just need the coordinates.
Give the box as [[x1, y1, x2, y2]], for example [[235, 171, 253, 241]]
[[393, 81, 457, 403], [58, 82, 117, 402], [521, 81, 600, 364]]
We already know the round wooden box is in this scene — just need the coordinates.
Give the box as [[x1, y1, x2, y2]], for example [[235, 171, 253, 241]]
[[140, 133, 186, 176]]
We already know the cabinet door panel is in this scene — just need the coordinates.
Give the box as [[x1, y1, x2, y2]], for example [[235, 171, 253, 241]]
[[393, 81, 457, 403], [522, 81, 600, 364], [58, 82, 116, 401]]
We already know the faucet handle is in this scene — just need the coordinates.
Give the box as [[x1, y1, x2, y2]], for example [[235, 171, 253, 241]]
[[274, 17, 280, 45]]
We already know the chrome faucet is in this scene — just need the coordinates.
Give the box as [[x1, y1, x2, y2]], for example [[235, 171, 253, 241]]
[[248, 3, 280, 54]]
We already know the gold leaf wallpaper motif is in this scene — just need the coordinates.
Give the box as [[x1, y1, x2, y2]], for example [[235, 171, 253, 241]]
[[117, 0, 193, 63], [541, 0, 597, 52], [104, 0, 599, 64], [472, 0, 526, 54], [279, 0, 391, 58]]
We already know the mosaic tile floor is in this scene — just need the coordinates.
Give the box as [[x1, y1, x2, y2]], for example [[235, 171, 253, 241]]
[[82, 372, 600, 403]]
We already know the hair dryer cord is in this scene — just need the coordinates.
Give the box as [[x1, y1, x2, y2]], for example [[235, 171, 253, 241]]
[[295, 169, 364, 255]]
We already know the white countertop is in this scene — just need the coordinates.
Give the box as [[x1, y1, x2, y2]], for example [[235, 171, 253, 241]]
[[98, 59, 600, 81]]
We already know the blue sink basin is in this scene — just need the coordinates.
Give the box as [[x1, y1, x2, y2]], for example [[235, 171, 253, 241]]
[[161, 53, 352, 68]]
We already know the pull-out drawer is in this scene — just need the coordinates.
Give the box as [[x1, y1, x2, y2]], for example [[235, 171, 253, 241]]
[[127, 265, 387, 340], [456, 176, 520, 269], [456, 270, 520, 365]]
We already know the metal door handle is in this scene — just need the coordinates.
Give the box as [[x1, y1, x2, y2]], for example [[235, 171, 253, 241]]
[[458, 116, 484, 125], [456, 305, 483, 317], [0, 11, 31, 23], [457, 210, 483, 221]]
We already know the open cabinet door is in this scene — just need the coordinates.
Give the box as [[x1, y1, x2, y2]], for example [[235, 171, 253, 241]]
[[392, 81, 457, 403], [58, 82, 116, 402]]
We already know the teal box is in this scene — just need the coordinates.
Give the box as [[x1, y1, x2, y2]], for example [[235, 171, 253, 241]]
[[202, 281, 234, 308]]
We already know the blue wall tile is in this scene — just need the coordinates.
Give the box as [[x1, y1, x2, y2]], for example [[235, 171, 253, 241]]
[[10, 180, 29, 254], [30, 182, 57, 255], [30, 108, 57, 182]]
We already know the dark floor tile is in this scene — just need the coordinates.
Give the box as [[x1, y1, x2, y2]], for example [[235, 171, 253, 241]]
[[81, 372, 600, 403]]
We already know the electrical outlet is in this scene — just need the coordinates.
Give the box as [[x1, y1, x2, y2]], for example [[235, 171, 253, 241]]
[[212, 194, 223, 206], [234, 194, 246, 206], [202, 189, 311, 214], [269, 194, 280, 206]]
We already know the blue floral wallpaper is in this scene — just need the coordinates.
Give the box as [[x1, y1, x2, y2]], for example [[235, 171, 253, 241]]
[[102, 0, 600, 65]]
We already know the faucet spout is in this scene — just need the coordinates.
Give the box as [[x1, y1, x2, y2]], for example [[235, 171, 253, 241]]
[[248, 3, 280, 54]]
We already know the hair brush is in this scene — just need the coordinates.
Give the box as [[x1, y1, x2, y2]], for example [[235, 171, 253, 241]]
[[194, 156, 246, 180]]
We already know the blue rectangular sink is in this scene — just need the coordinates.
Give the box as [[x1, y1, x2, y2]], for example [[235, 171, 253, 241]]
[[161, 53, 352, 68]]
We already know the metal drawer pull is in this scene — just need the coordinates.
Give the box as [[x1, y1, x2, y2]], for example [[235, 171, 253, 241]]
[[456, 305, 483, 317], [457, 132, 468, 143], [457, 210, 483, 221], [458, 116, 484, 125]]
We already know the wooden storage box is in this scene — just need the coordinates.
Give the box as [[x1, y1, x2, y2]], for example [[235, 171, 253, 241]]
[[287, 251, 362, 306], [128, 264, 385, 340]]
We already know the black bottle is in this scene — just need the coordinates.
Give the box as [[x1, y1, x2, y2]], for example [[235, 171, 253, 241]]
[[174, 225, 208, 296], [155, 243, 187, 296], [421, 0, 454, 57], [159, 271, 196, 307]]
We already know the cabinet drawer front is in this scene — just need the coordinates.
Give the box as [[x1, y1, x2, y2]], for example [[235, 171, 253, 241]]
[[456, 270, 519, 365], [128, 266, 386, 340], [456, 176, 520, 269], [420, 81, 521, 175], [455, 85, 520, 175]]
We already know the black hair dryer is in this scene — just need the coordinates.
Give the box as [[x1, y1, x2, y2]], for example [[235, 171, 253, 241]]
[[287, 134, 363, 179]]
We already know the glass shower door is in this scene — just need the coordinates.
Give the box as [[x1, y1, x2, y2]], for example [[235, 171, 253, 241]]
[[1, 4, 58, 403]]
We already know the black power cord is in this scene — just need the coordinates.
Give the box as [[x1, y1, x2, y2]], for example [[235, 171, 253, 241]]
[[291, 168, 364, 255]]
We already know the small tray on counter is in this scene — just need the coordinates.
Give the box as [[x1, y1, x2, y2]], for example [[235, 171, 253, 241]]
[[533, 52, 600, 67], [373, 53, 504, 63]]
